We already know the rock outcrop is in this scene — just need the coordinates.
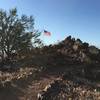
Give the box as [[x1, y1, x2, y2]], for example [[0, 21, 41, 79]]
[[40, 36, 100, 64], [39, 36, 100, 80], [37, 78, 100, 100]]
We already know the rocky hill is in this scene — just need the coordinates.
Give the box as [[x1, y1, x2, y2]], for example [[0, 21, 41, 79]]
[[0, 36, 99, 100], [41, 36, 100, 63], [38, 36, 100, 80], [36, 36, 100, 100]]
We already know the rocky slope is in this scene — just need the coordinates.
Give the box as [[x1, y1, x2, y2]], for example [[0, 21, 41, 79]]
[[37, 77, 100, 100], [38, 36, 100, 81], [41, 36, 100, 63], [0, 36, 99, 100]]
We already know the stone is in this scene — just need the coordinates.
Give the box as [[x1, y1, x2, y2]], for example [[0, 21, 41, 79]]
[[43, 84, 51, 91], [89, 46, 99, 55], [73, 44, 79, 51], [37, 91, 45, 100]]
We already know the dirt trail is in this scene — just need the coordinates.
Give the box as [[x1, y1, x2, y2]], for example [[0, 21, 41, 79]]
[[20, 74, 56, 100], [0, 54, 60, 100], [0, 72, 57, 100]]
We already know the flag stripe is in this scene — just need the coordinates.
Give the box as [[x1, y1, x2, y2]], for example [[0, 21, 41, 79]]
[[44, 30, 51, 36]]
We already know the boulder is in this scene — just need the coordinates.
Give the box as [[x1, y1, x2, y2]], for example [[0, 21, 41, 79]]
[[89, 46, 99, 55], [37, 91, 45, 100], [73, 44, 79, 51]]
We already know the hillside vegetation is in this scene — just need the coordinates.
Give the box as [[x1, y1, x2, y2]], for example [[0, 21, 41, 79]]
[[0, 36, 100, 100]]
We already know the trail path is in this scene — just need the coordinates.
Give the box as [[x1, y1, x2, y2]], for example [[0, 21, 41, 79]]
[[0, 72, 57, 100]]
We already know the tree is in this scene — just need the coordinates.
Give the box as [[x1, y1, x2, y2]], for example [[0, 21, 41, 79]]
[[0, 8, 42, 62]]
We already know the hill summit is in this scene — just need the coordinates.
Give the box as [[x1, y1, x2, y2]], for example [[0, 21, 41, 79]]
[[42, 35, 100, 63], [37, 36, 100, 80]]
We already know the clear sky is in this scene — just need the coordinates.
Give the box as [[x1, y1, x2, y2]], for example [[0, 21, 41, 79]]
[[0, 0, 100, 47]]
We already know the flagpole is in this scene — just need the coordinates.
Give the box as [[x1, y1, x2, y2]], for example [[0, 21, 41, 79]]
[[42, 29, 45, 45]]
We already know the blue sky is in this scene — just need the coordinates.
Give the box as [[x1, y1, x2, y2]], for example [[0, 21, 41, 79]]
[[0, 0, 100, 47]]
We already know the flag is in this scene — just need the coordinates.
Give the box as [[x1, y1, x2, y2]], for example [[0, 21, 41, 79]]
[[43, 30, 51, 36]]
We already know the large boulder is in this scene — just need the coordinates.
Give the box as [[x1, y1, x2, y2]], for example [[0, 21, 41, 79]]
[[73, 44, 79, 52], [37, 80, 62, 100], [89, 46, 99, 55]]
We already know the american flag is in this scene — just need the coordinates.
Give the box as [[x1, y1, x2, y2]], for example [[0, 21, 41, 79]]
[[43, 30, 51, 36]]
